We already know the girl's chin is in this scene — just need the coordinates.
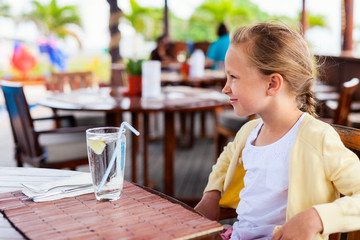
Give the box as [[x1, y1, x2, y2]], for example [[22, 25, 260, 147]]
[[233, 110, 249, 117], [232, 108, 253, 118]]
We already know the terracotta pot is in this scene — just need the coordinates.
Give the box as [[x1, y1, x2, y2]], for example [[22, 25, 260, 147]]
[[123, 75, 142, 96], [180, 63, 190, 77]]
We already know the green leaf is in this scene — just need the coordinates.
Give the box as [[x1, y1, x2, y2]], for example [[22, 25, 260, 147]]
[[20, 0, 82, 47], [125, 59, 144, 76]]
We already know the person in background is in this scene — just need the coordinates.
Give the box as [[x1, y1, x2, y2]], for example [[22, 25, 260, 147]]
[[206, 23, 230, 70], [195, 22, 360, 239], [150, 34, 174, 62]]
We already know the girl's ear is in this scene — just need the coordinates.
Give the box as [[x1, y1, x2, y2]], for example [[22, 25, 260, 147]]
[[266, 73, 283, 96]]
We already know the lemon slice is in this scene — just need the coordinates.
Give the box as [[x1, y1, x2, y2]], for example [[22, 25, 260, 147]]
[[88, 139, 106, 155]]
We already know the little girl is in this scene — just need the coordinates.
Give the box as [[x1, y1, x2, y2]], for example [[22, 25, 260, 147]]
[[195, 22, 360, 240]]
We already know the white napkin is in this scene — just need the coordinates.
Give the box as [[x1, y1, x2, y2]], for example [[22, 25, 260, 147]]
[[22, 172, 94, 202]]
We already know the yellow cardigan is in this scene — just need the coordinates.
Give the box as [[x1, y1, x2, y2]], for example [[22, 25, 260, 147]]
[[204, 114, 360, 239]]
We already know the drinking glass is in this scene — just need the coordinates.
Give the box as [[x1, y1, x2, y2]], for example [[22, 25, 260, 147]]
[[86, 127, 126, 201]]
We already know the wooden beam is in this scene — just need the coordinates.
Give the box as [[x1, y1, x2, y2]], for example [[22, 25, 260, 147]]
[[164, 0, 169, 36], [342, 0, 354, 51], [301, 0, 307, 36]]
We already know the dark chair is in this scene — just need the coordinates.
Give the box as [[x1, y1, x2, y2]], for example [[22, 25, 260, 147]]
[[321, 78, 359, 125], [193, 41, 211, 55], [218, 124, 360, 240], [168, 41, 188, 60], [1, 80, 90, 169], [46, 71, 106, 126], [214, 107, 256, 159], [47, 71, 95, 92]]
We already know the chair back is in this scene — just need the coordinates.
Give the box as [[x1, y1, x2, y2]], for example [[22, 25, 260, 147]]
[[193, 41, 211, 55], [333, 78, 359, 125], [330, 124, 360, 240], [168, 41, 188, 60], [48, 71, 94, 92], [332, 124, 360, 153], [0, 80, 43, 165]]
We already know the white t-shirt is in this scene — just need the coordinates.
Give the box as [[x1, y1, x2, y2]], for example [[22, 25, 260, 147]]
[[231, 113, 306, 240]]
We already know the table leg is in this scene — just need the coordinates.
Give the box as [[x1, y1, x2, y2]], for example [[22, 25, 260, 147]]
[[179, 112, 195, 148], [180, 113, 187, 147], [189, 112, 195, 145], [131, 112, 139, 183], [105, 112, 122, 126], [164, 112, 176, 196], [143, 113, 149, 187], [200, 111, 206, 138]]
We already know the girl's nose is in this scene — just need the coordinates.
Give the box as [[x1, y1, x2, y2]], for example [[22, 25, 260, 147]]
[[222, 82, 231, 94]]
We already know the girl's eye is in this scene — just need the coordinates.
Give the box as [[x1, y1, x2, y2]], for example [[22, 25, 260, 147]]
[[230, 75, 237, 80], [226, 72, 237, 81]]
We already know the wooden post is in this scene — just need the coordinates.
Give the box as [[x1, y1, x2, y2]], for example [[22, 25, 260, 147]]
[[164, 0, 169, 36], [301, 0, 307, 36], [342, 0, 354, 51]]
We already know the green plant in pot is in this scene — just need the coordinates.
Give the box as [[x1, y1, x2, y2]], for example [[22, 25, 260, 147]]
[[124, 59, 143, 96]]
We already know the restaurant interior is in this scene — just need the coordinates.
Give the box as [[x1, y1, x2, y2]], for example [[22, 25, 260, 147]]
[[1, 0, 360, 239]]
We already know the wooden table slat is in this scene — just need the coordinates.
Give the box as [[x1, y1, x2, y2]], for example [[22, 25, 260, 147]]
[[0, 179, 222, 240]]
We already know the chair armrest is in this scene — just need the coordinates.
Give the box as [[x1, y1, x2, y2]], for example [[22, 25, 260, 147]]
[[33, 115, 76, 127], [35, 126, 92, 135], [219, 207, 237, 220], [33, 115, 74, 121]]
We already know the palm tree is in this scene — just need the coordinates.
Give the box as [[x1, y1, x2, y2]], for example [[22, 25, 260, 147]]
[[122, 0, 163, 40], [0, 0, 10, 18], [196, 0, 268, 27], [172, 0, 269, 41], [107, 0, 122, 63], [21, 0, 82, 48], [301, 11, 327, 29]]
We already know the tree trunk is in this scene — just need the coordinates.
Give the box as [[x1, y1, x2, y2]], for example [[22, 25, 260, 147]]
[[107, 0, 122, 63]]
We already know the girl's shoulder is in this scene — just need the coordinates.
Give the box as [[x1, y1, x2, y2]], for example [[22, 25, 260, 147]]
[[299, 115, 338, 137], [296, 115, 342, 150]]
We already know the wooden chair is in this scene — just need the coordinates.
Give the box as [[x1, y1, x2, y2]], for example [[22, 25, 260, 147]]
[[168, 41, 188, 60], [47, 71, 106, 126], [1, 80, 90, 169], [324, 124, 360, 240], [321, 78, 360, 125], [193, 41, 211, 55], [47, 71, 95, 92], [218, 124, 360, 240]]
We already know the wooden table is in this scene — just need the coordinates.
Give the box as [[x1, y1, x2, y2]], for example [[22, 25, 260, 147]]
[[161, 69, 226, 87], [0, 167, 222, 239], [38, 86, 230, 197]]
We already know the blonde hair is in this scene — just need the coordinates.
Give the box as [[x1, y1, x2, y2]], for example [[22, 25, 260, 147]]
[[231, 22, 317, 117]]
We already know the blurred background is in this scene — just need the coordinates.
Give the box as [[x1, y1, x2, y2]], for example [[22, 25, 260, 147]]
[[0, 0, 359, 85]]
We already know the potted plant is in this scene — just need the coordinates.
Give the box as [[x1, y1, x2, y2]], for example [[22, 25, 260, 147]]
[[124, 59, 143, 96]]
